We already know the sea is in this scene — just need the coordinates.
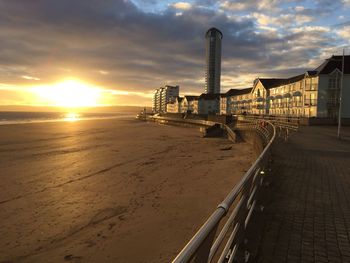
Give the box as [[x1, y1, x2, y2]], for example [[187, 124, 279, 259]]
[[0, 111, 134, 125]]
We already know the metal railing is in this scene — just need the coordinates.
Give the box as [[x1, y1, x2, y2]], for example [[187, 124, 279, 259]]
[[237, 115, 299, 132], [148, 115, 297, 262], [149, 115, 277, 262], [171, 119, 276, 263]]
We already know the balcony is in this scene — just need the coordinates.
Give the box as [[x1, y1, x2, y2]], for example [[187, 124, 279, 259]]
[[291, 102, 302, 107], [304, 84, 318, 91], [304, 99, 317, 106]]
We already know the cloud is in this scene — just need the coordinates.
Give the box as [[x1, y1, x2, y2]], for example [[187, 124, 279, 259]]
[[336, 25, 350, 41], [220, 0, 282, 12], [294, 6, 305, 12], [0, 0, 348, 106], [99, 70, 109, 75], [22, 75, 40, 81], [251, 12, 314, 31], [171, 2, 192, 10]]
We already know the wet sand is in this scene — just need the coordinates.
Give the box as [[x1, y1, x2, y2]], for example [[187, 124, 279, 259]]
[[0, 118, 254, 262]]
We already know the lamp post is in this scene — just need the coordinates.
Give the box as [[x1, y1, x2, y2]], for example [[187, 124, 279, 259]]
[[337, 48, 345, 139]]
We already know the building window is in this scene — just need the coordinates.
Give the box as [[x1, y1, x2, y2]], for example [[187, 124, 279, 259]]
[[326, 71, 341, 118]]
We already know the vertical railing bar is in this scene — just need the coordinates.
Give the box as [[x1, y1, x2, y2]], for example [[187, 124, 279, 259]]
[[227, 244, 239, 263], [245, 200, 257, 228], [217, 223, 240, 263], [246, 186, 257, 209]]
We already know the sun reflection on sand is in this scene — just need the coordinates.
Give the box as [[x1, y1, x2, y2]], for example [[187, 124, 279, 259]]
[[64, 112, 80, 122]]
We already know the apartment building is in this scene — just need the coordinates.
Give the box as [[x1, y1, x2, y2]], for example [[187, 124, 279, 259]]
[[221, 55, 350, 119], [152, 85, 179, 113], [153, 55, 349, 120]]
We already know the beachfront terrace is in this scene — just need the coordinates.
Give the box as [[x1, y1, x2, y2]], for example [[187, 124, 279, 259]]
[[247, 126, 350, 263]]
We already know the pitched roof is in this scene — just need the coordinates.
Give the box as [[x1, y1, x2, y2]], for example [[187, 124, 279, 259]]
[[199, 93, 220, 100], [316, 55, 350, 74], [258, 73, 308, 89], [259, 78, 288, 89], [221, 88, 252, 97], [235, 87, 253, 95], [254, 55, 350, 91], [306, 70, 318, 76]]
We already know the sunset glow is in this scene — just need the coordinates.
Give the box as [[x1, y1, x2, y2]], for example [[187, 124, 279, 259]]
[[32, 80, 102, 107], [64, 112, 80, 122]]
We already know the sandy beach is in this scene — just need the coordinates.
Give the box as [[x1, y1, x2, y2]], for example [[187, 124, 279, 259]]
[[0, 118, 254, 263]]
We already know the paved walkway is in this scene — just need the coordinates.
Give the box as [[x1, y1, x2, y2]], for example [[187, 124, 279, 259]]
[[251, 126, 350, 263]]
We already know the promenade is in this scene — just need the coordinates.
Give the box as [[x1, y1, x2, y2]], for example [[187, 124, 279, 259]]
[[250, 126, 350, 263]]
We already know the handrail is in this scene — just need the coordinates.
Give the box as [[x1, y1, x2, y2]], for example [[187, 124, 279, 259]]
[[149, 115, 277, 262], [237, 115, 299, 131], [172, 120, 275, 263]]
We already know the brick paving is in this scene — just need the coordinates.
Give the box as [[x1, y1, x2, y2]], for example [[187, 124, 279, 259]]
[[252, 126, 350, 263]]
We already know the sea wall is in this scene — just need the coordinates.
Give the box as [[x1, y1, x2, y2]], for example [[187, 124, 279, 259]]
[[151, 115, 266, 159], [160, 113, 234, 124], [235, 128, 265, 159]]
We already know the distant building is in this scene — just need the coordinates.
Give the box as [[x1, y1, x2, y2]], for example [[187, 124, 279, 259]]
[[153, 55, 350, 120], [199, 93, 220, 114], [176, 97, 184, 113], [182, 96, 199, 114], [220, 88, 252, 115], [228, 88, 253, 115], [205, 28, 223, 94], [166, 101, 177, 113], [152, 85, 179, 113], [152, 88, 161, 113]]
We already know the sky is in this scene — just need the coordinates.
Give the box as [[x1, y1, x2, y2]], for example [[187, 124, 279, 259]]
[[0, 0, 349, 107]]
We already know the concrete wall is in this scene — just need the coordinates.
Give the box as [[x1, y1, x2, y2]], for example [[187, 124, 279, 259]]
[[235, 129, 265, 159]]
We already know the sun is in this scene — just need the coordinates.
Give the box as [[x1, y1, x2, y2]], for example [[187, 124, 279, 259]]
[[33, 80, 101, 107]]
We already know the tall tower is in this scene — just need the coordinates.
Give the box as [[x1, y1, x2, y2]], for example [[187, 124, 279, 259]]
[[205, 27, 223, 94]]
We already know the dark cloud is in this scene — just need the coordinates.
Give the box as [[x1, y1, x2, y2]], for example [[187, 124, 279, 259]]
[[0, 0, 347, 103]]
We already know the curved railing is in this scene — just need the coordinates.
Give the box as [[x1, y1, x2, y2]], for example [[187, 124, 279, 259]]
[[150, 115, 276, 262]]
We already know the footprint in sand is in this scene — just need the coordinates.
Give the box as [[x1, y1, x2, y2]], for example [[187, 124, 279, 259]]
[[89, 206, 127, 225], [64, 254, 83, 262]]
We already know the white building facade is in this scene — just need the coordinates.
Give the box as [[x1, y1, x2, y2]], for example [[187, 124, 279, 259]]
[[152, 85, 179, 113], [223, 55, 350, 119]]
